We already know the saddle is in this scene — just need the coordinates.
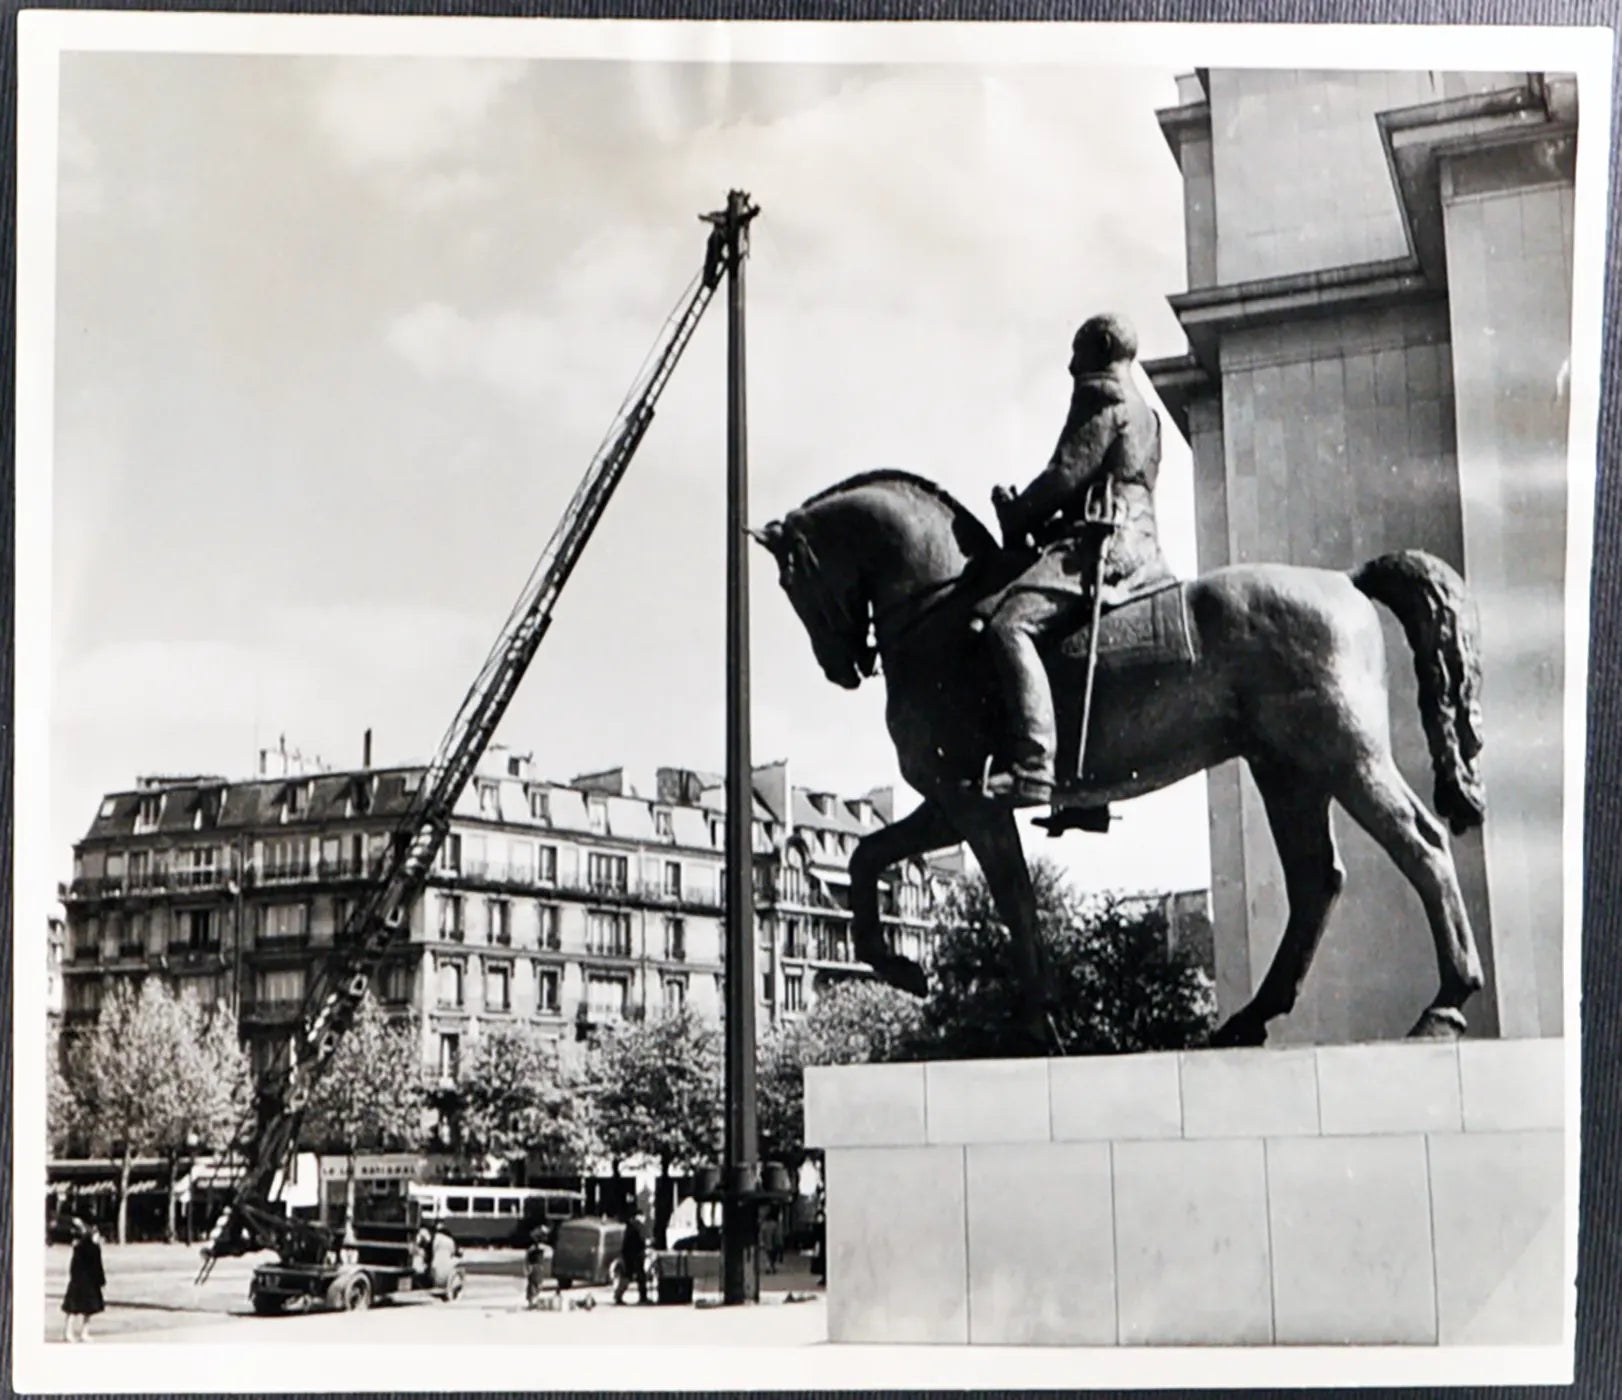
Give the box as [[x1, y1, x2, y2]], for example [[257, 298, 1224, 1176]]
[[1048, 577, 1197, 671], [1041, 579, 1198, 830]]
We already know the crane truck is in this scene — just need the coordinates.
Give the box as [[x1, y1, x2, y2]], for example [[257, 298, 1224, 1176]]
[[197, 193, 758, 1316]]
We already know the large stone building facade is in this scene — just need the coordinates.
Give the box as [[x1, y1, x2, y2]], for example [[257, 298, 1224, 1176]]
[[58, 750, 963, 1079], [1146, 70, 1575, 1042]]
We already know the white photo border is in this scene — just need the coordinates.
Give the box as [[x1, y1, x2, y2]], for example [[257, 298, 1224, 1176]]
[[12, 9, 1614, 1393]]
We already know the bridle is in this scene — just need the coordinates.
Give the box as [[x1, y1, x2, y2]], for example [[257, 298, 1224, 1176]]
[[786, 522, 965, 668], [780, 527, 879, 680]]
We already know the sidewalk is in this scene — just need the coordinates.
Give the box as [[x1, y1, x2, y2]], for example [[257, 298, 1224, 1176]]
[[111, 1292, 828, 1346]]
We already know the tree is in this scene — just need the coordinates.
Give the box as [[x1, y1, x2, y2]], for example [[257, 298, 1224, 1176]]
[[914, 862, 1217, 1059], [758, 979, 925, 1163], [300, 993, 427, 1223], [586, 1007, 722, 1182], [47, 1024, 79, 1158], [459, 1024, 596, 1177], [68, 981, 196, 1243], [154, 998, 250, 1242]]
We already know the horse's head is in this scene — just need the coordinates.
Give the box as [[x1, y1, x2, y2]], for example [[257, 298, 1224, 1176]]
[[750, 515, 876, 689], [754, 471, 999, 688]]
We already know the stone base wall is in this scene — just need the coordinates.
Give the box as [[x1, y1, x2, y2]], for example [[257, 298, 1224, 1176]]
[[804, 1041, 1566, 1347]]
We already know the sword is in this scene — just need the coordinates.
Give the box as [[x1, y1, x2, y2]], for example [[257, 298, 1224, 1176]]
[[1073, 480, 1120, 794]]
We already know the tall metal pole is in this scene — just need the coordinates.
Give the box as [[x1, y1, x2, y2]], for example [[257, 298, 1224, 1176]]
[[719, 188, 761, 1306]]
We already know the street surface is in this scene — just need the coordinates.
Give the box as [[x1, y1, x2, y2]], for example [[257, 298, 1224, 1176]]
[[43, 1241, 827, 1345]]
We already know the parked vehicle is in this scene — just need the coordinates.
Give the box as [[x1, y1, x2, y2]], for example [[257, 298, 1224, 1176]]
[[549, 1217, 626, 1288], [409, 1184, 584, 1248], [247, 1203, 465, 1315]]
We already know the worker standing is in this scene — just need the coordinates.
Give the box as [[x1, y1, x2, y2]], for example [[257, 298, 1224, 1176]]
[[614, 1211, 649, 1305]]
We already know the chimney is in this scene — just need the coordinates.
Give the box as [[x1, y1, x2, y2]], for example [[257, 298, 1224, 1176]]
[[363, 728, 373, 769]]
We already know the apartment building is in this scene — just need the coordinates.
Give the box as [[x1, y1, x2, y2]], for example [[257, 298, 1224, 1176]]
[[58, 749, 961, 1079]]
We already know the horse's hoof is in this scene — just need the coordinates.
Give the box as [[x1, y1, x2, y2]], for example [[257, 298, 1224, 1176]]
[[1408, 1006, 1468, 1040], [1210, 1015, 1266, 1049]]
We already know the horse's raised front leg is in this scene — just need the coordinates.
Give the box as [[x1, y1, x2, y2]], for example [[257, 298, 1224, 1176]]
[[1334, 755, 1485, 1038], [849, 801, 963, 998], [1212, 767, 1344, 1048], [947, 801, 1050, 1048]]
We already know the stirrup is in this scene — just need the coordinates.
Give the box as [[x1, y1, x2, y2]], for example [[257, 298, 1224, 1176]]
[[1033, 804, 1114, 836]]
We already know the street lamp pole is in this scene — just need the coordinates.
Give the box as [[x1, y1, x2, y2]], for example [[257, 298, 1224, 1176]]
[[717, 188, 761, 1307]]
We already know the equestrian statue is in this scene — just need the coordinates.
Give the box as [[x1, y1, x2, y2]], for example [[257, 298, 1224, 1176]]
[[752, 312, 1486, 1050]]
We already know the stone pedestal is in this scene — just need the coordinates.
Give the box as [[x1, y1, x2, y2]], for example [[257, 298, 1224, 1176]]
[[804, 1041, 1566, 1347]]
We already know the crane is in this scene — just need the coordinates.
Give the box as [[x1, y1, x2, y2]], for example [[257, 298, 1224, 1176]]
[[198, 193, 757, 1281]]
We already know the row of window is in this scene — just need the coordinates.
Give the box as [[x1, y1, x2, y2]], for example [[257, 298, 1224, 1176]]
[[66, 961, 805, 1025], [77, 834, 716, 897], [241, 963, 698, 1031], [430, 959, 689, 1016], [70, 907, 223, 960], [471, 781, 722, 848], [434, 900, 686, 959]]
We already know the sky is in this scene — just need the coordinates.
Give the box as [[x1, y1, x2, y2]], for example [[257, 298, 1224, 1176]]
[[49, 50, 1211, 895]]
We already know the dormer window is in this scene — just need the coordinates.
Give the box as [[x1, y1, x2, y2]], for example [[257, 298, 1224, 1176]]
[[98, 797, 116, 820], [654, 809, 674, 840], [477, 781, 500, 819], [529, 788, 550, 823], [588, 799, 608, 836], [134, 794, 163, 834], [282, 783, 309, 822]]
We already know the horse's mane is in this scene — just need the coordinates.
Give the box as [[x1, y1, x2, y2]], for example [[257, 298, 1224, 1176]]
[[799, 469, 999, 559]]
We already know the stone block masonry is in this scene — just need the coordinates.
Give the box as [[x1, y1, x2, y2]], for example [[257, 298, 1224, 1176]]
[[805, 1040, 1566, 1347]]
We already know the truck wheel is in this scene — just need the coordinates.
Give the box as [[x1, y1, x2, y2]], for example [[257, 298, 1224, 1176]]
[[250, 1292, 282, 1316], [340, 1274, 373, 1312]]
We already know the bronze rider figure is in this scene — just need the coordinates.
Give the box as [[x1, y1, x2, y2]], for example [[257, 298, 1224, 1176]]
[[982, 312, 1171, 809]]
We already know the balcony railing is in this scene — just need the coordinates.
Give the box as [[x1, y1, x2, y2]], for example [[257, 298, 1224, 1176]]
[[256, 931, 312, 950], [67, 867, 234, 899], [574, 999, 644, 1028], [242, 997, 303, 1024], [258, 862, 317, 886], [432, 861, 723, 912], [583, 936, 634, 959]]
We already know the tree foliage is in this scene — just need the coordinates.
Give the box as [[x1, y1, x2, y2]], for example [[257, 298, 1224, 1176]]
[[913, 862, 1217, 1059], [300, 993, 426, 1155], [758, 979, 925, 1162], [586, 1007, 722, 1175], [459, 1023, 596, 1173], [47, 1024, 79, 1158], [757, 864, 1216, 1157], [65, 980, 252, 1242]]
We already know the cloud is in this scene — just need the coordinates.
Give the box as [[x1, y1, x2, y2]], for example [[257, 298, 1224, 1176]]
[[311, 57, 527, 169]]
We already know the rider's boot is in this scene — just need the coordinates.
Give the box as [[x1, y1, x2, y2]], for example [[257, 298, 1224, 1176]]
[[982, 628, 1057, 809]]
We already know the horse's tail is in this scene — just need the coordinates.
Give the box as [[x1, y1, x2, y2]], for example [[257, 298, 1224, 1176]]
[[1350, 551, 1485, 834]]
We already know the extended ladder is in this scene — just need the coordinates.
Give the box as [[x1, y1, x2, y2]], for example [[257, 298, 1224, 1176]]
[[200, 202, 744, 1276]]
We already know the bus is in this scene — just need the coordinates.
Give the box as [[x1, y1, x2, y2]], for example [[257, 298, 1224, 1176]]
[[408, 1184, 586, 1247]]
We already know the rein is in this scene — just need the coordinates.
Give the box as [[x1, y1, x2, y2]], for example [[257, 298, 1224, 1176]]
[[869, 575, 964, 650]]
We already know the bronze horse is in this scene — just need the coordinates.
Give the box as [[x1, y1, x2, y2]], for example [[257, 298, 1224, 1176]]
[[753, 469, 1486, 1048]]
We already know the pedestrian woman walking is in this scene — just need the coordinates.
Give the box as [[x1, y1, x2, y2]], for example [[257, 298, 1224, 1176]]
[[61, 1219, 105, 1342]]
